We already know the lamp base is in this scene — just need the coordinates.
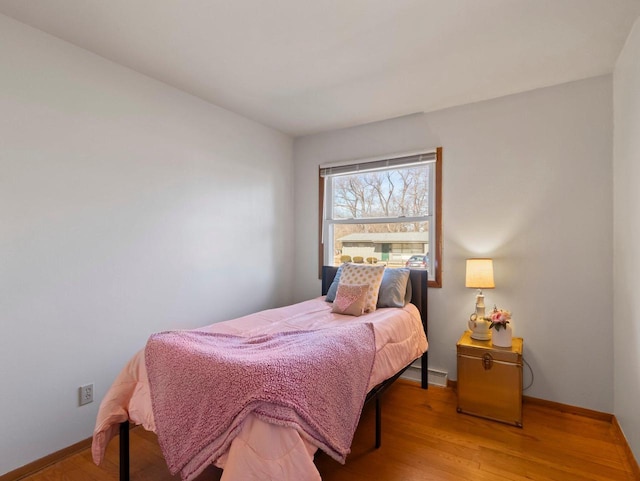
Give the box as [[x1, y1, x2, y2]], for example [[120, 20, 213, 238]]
[[468, 317, 491, 340], [470, 332, 491, 341]]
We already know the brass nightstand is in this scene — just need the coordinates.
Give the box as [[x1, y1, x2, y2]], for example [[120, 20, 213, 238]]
[[456, 330, 523, 427]]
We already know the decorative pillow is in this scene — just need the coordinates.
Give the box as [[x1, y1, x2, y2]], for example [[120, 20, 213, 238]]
[[405, 274, 412, 304], [377, 268, 411, 308], [331, 283, 369, 317], [338, 263, 386, 312], [325, 264, 345, 302]]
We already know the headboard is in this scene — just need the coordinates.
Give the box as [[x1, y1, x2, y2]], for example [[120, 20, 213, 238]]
[[321, 265, 429, 388]]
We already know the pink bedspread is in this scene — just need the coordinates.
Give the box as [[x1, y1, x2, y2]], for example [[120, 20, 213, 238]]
[[145, 325, 375, 481], [92, 297, 427, 480]]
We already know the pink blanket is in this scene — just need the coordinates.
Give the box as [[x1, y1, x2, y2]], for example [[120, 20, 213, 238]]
[[92, 298, 428, 480], [144, 323, 376, 481]]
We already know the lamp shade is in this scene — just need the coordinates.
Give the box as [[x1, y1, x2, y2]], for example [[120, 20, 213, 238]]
[[465, 258, 495, 289]]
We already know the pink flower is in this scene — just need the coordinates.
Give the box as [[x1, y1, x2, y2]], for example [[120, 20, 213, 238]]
[[488, 307, 511, 331]]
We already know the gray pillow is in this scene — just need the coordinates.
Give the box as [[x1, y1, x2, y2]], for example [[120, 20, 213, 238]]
[[404, 275, 412, 305], [325, 264, 345, 302], [377, 268, 410, 308]]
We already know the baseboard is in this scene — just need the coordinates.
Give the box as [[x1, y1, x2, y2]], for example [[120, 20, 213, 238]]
[[426, 368, 448, 387], [447, 379, 613, 423], [0, 436, 93, 481], [401, 365, 448, 387], [612, 415, 640, 479], [522, 396, 613, 422]]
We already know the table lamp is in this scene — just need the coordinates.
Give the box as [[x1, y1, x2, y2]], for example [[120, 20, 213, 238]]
[[465, 258, 495, 320]]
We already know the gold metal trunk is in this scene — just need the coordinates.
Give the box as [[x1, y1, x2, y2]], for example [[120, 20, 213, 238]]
[[456, 331, 523, 427]]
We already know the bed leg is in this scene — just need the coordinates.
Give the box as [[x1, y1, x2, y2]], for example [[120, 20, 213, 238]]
[[119, 421, 130, 481], [421, 352, 429, 389], [375, 397, 381, 448]]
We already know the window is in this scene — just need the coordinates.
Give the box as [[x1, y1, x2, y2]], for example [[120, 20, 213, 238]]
[[319, 147, 442, 287]]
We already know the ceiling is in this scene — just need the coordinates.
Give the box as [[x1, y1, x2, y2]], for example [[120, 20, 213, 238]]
[[1, 0, 639, 137]]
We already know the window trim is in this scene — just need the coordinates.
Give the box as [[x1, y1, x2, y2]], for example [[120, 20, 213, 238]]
[[318, 147, 442, 288]]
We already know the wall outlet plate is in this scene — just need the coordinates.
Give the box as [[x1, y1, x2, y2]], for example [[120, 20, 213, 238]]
[[79, 383, 93, 406]]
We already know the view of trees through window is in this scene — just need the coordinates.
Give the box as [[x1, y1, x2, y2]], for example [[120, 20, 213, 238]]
[[320, 147, 441, 286], [332, 167, 430, 221], [328, 165, 432, 269]]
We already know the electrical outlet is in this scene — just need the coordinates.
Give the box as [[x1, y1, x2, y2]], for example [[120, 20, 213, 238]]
[[79, 383, 93, 406]]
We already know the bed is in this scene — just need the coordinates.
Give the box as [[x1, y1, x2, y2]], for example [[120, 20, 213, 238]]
[[92, 265, 428, 481]]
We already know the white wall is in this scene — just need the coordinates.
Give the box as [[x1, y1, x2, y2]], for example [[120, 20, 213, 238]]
[[0, 14, 293, 475], [613, 17, 640, 462], [294, 76, 613, 412]]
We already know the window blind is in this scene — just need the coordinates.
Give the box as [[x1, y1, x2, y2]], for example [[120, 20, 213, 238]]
[[319, 150, 436, 177]]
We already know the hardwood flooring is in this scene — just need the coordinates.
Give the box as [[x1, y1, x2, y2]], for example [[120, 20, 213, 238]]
[[17, 381, 637, 480]]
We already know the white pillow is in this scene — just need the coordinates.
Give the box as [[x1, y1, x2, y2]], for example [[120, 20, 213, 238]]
[[338, 263, 386, 312]]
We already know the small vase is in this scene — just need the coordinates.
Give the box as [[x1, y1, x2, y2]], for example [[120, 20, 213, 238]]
[[491, 324, 513, 348]]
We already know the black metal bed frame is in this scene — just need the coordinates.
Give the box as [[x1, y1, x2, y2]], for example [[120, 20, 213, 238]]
[[117, 267, 428, 481]]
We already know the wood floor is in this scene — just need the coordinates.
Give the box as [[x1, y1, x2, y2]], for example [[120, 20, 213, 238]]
[[18, 380, 637, 481]]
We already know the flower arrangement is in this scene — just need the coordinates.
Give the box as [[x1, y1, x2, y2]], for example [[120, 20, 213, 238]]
[[488, 306, 511, 331]]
